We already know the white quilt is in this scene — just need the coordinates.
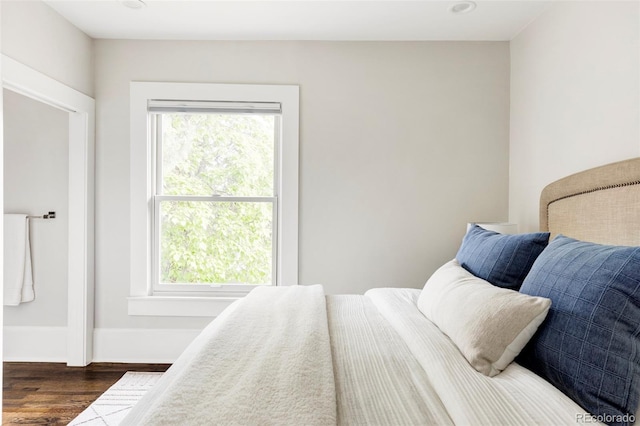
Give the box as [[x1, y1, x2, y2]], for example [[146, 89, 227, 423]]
[[367, 288, 598, 425], [327, 295, 453, 425], [124, 286, 599, 425], [122, 285, 336, 426]]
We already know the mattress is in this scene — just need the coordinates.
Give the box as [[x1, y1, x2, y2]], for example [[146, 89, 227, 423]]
[[123, 285, 596, 425]]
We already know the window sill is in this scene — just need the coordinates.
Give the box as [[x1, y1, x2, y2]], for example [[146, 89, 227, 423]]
[[128, 296, 242, 317]]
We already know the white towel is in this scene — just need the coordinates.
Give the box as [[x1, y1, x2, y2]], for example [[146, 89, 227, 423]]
[[3, 214, 35, 306]]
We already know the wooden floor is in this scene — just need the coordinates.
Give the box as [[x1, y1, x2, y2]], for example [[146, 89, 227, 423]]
[[3, 362, 170, 425]]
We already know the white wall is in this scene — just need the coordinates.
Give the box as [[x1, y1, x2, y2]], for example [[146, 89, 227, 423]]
[[94, 40, 510, 332], [3, 89, 69, 327], [1, 0, 5, 407], [1, 0, 93, 97], [1, 0, 94, 362], [509, 1, 640, 232]]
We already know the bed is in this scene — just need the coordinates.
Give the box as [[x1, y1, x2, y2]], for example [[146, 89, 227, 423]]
[[123, 158, 640, 426]]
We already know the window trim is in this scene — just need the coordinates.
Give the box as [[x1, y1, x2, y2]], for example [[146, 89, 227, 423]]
[[129, 82, 299, 316]]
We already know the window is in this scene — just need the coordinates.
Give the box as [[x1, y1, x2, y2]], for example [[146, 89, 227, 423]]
[[129, 83, 299, 316], [152, 101, 279, 292]]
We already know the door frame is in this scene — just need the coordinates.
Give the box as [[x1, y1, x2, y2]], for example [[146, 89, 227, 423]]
[[2, 55, 95, 366]]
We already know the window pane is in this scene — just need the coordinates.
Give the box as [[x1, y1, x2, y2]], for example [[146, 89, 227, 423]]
[[159, 200, 273, 285], [161, 114, 275, 197]]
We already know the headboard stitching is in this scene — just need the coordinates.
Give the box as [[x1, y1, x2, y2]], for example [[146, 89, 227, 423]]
[[545, 180, 640, 228]]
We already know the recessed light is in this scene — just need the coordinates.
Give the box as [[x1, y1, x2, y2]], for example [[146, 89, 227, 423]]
[[449, 1, 477, 14], [121, 0, 146, 10]]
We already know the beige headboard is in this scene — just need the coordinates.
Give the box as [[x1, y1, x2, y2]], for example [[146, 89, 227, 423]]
[[540, 158, 640, 246]]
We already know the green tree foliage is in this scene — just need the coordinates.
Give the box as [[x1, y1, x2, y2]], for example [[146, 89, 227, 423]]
[[159, 113, 275, 285]]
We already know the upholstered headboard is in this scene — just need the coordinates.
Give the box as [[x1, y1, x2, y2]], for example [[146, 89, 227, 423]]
[[539, 158, 640, 246]]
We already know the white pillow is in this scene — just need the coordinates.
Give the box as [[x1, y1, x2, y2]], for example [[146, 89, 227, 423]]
[[417, 259, 551, 377]]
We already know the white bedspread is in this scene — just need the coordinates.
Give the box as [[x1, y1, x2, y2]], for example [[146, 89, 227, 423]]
[[124, 286, 600, 425], [367, 287, 598, 425], [122, 285, 336, 426], [327, 295, 453, 425]]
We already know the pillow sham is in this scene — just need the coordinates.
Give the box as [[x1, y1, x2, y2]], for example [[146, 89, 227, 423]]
[[518, 236, 640, 425], [456, 224, 549, 290], [417, 259, 551, 377]]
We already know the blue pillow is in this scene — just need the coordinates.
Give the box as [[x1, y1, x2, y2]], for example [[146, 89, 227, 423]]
[[518, 236, 640, 426], [455, 224, 549, 290]]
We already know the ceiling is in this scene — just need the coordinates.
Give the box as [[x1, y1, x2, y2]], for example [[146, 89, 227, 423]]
[[44, 1, 552, 41]]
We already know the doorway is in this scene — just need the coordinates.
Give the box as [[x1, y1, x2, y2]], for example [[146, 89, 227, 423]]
[[2, 55, 95, 366]]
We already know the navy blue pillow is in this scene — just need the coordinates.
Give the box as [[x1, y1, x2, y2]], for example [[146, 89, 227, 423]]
[[518, 236, 640, 426], [455, 224, 549, 290]]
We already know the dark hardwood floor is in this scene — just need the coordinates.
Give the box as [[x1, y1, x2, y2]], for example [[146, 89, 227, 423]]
[[3, 362, 170, 425]]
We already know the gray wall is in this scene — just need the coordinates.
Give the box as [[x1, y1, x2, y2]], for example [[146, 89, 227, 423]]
[[3, 89, 69, 327], [1, 1, 5, 368], [509, 1, 640, 232], [1, 0, 94, 97], [95, 40, 510, 328], [1, 0, 93, 343]]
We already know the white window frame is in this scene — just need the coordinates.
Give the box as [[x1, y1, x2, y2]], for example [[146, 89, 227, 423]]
[[128, 82, 299, 317], [151, 105, 280, 294]]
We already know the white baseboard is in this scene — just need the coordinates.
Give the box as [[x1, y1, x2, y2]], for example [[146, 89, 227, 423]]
[[3, 326, 68, 362], [92, 328, 202, 363], [3, 326, 203, 364]]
